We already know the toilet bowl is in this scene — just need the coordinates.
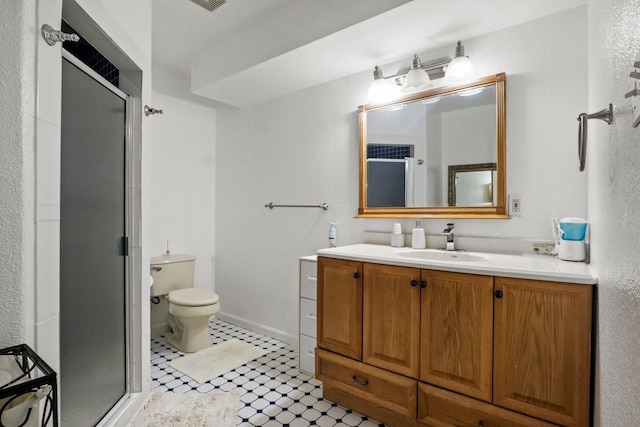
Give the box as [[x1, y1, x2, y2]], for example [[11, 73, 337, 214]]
[[166, 288, 220, 353], [150, 254, 221, 353]]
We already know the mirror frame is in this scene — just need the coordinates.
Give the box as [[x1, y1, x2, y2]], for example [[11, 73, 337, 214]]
[[357, 72, 507, 219]]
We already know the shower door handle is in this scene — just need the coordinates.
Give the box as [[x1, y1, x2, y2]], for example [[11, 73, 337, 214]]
[[120, 236, 129, 256]]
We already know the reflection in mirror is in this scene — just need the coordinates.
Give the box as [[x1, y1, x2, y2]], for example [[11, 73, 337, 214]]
[[358, 73, 507, 218], [448, 163, 497, 206]]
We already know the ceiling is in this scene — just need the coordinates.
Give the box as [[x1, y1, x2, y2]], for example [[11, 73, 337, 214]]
[[152, 0, 585, 108]]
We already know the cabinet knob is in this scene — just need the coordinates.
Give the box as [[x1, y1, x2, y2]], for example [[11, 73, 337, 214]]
[[495, 290, 503, 298], [420, 280, 427, 289], [410, 280, 418, 287], [353, 272, 360, 279]]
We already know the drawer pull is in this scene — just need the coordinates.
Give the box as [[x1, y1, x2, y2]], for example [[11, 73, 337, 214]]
[[307, 313, 317, 320], [353, 272, 360, 279], [410, 280, 418, 287], [478, 422, 484, 427], [352, 375, 369, 386]]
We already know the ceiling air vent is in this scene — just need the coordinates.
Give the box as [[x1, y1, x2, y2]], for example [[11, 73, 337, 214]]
[[190, 0, 227, 12]]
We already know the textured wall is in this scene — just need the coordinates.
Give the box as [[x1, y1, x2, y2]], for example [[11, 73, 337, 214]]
[[587, 0, 640, 424], [148, 65, 217, 332], [215, 8, 589, 342], [0, 1, 36, 347]]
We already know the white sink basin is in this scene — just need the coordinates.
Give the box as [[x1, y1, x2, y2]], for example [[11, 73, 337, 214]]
[[395, 250, 487, 262]]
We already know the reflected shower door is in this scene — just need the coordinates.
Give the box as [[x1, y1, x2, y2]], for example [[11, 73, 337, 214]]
[[60, 57, 127, 425]]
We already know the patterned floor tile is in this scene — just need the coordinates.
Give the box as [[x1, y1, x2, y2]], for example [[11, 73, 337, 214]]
[[151, 319, 385, 426]]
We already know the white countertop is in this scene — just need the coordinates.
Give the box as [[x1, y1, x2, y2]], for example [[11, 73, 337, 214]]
[[317, 244, 596, 285]]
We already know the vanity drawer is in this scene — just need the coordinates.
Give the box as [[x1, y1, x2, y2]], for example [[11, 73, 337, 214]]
[[300, 260, 318, 300], [418, 383, 558, 427], [316, 348, 417, 425], [299, 334, 316, 375], [299, 297, 317, 337]]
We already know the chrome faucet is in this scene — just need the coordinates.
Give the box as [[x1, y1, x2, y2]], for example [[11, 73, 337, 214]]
[[442, 223, 455, 251]]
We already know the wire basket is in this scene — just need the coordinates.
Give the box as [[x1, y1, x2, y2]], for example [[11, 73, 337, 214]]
[[0, 344, 57, 427]]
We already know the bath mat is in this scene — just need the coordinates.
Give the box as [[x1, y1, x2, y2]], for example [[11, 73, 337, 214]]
[[129, 390, 240, 427], [168, 338, 269, 383]]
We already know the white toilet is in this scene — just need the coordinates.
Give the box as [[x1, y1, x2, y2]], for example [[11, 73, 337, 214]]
[[150, 253, 220, 353]]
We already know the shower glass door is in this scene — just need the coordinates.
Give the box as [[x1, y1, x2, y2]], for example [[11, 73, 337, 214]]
[[60, 57, 127, 425]]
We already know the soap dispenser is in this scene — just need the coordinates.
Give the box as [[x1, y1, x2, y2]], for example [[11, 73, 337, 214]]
[[411, 220, 426, 249]]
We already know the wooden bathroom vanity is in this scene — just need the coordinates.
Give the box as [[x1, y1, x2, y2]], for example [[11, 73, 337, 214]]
[[315, 244, 595, 427]]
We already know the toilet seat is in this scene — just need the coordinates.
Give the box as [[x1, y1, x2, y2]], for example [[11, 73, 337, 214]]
[[168, 288, 219, 307]]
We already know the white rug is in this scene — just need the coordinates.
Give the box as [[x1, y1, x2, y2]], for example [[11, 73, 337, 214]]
[[130, 390, 240, 427], [169, 338, 269, 383]]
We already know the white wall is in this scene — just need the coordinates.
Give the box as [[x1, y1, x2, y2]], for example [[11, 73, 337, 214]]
[[215, 7, 589, 343], [216, 73, 365, 342], [587, 0, 640, 424], [0, 0, 36, 347], [148, 66, 218, 331]]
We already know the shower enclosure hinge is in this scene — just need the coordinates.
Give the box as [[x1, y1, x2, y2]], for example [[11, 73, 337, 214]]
[[121, 236, 129, 256], [41, 24, 79, 46]]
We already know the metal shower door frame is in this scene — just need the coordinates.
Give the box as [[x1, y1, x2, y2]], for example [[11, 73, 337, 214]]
[[61, 48, 138, 422]]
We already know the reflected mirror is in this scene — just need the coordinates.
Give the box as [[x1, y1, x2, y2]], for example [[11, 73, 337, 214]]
[[358, 72, 507, 218], [448, 163, 497, 207]]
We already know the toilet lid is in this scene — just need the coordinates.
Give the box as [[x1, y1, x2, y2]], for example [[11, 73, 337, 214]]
[[168, 288, 219, 307]]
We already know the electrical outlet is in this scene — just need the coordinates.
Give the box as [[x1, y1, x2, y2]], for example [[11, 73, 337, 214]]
[[509, 194, 523, 216], [531, 241, 555, 255]]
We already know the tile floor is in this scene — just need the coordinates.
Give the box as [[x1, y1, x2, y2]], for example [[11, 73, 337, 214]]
[[151, 319, 385, 427]]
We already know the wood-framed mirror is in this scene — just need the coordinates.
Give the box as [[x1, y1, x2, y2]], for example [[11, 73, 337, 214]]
[[357, 72, 507, 219]]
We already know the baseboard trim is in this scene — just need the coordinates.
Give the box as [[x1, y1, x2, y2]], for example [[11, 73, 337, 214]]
[[216, 312, 298, 348]]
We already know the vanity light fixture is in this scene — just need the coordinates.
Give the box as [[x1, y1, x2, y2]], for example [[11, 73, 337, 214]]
[[421, 96, 441, 104], [386, 104, 406, 111], [443, 40, 477, 84], [458, 87, 483, 97], [366, 66, 401, 103], [366, 55, 451, 103], [402, 55, 433, 93]]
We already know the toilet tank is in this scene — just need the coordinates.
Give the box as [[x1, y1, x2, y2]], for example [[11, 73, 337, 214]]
[[150, 254, 196, 297]]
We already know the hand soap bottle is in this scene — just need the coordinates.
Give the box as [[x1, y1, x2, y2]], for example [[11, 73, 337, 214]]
[[328, 222, 337, 248], [411, 220, 426, 249]]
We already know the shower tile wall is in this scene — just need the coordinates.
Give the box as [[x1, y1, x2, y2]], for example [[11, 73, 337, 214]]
[[366, 144, 413, 159], [151, 319, 384, 427]]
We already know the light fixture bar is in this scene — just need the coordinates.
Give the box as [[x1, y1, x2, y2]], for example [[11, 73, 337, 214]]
[[382, 56, 451, 82]]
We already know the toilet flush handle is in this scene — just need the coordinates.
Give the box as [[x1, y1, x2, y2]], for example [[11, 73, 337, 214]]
[[151, 266, 162, 272]]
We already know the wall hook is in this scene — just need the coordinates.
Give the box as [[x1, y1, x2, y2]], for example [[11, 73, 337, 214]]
[[41, 24, 79, 46], [577, 104, 613, 171], [631, 62, 640, 79], [144, 105, 164, 116], [624, 81, 639, 98]]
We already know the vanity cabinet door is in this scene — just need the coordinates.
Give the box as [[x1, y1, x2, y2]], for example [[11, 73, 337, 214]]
[[420, 270, 494, 402], [493, 278, 592, 427], [317, 257, 363, 360], [363, 263, 421, 378]]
